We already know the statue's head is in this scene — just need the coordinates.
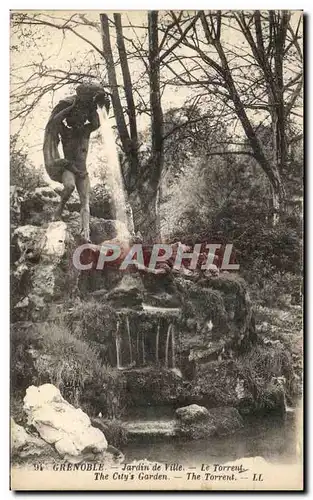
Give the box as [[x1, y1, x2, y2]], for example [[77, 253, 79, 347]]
[[76, 83, 110, 113]]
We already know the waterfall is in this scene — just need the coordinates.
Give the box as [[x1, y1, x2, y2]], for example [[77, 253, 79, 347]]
[[96, 106, 129, 242], [115, 320, 122, 369], [165, 323, 176, 369], [155, 321, 160, 364], [171, 324, 176, 369], [142, 331, 146, 365], [126, 316, 133, 365], [136, 331, 139, 366], [165, 323, 172, 369]]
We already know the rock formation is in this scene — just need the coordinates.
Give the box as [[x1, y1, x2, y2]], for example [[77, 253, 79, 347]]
[[23, 384, 107, 462], [10, 184, 292, 444]]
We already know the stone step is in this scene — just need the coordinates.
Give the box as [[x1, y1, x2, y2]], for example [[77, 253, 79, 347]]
[[125, 420, 177, 437], [142, 304, 181, 316]]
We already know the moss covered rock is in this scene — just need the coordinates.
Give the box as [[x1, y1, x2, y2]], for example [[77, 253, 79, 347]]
[[125, 368, 187, 406], [176, 406, 243, 440], [175, 404, 209, 424]]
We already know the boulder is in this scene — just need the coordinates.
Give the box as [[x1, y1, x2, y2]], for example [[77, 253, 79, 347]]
[[11, 418, 51, 459], [65, 213, 128, 243], [19, 186, 59, 226], [176, 406, 243, 440], [258, 379, 287, 416], [11, 418, 28, 452], [106, 273, 144, 308], [206, 407, 244, 435], [175, 404, 209, 424], [12, 225, 45, 265], [125, 368, 186, 406], [23, 384, 107, 462], [188, 359, 253, 408], [90, 219, 130, 245]]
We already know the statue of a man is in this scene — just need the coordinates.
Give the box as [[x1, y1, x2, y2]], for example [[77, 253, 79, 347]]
[[43, 83, 110, 241]]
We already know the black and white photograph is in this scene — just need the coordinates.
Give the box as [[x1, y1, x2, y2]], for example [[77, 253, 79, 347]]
[[9, 9, 303, 491]]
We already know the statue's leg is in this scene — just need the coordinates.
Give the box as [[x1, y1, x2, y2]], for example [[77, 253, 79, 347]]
[[46, 159, 69, 183], [76, 174, 90, 242], [53, 169, 76, 221]]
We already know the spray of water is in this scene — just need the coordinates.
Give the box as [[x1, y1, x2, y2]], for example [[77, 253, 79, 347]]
[[96, 105, 129, 243]]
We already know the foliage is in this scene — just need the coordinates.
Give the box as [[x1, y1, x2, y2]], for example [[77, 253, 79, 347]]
[[235, 343, 295, 411], [11, 319, 126, 418], [161, 119, 302, 307], [68, 299, 117, 343], [65, 299, 118, 366], [10, 135, 45, 190], [93, 418, 128, 447]]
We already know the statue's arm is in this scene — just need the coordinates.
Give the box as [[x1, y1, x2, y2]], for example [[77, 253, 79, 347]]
[[46, 98, 77, 130], [87, 109, 100, 132]]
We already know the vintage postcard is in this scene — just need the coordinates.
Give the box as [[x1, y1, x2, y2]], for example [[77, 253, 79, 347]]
[[10, 10, 303, 491]]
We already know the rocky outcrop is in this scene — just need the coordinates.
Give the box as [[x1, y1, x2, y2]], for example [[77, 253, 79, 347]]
[[10, 181, 292, 422], [106, 273, 145, 309], [13, 184, 135, 235], [65, 213, 130, 245], [11, 221, 77, 319], [23, 384, 108, 462], [125, 368, 187, 406], [11, 418, 52, 459]]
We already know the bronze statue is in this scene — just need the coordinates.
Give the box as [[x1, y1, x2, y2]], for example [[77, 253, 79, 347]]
[[43, 83, 110, 241]]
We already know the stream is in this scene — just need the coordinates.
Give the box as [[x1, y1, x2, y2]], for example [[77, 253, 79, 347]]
[[122, 406, 299, 466]]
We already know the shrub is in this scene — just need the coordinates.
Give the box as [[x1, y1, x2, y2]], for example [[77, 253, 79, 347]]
[[11, 319, 127, 418], [67, 299, 117, 344], [91, 418, 128, 447], [65, 298, 118, 366], [235, 343, 295, 408], [10, 135, 45, 191], [245, 265, 302, 308], [11, 322, 40, 397]]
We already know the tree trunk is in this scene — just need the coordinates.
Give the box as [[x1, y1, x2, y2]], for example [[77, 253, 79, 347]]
[[145, 10, 164, 242], [212, 32, 286, 219], [198, 11, 289, 222], [114, 13, 139, 189], [100, 12, 164, 241], [100, 14, 133, 170]]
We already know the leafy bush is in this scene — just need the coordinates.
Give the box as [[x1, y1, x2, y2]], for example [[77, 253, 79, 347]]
[[235, 343, 295, 408], [66, 298, 118, 366], [10, 135, 45, 190], [67, 299, 117, 343], [11, 319, 127, 418], [161, 125, 302, 309], [237, 223, 302, 276], [248, 269, 302, 308]]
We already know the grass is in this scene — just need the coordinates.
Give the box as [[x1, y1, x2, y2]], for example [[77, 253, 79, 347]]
[[11, 317, 127, 418]]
